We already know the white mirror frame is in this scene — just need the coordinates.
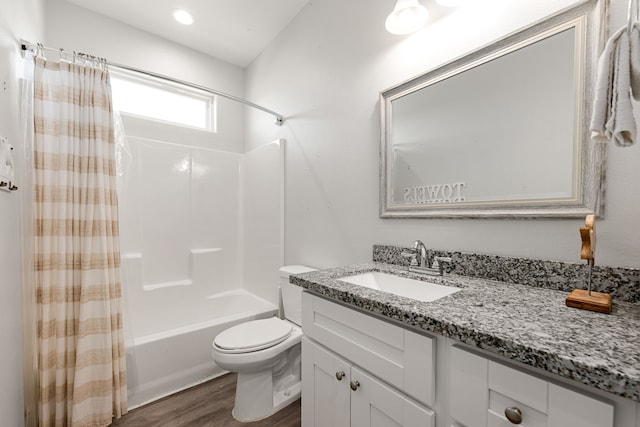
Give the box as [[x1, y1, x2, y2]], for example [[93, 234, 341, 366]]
[[380, 0, 608, 219]]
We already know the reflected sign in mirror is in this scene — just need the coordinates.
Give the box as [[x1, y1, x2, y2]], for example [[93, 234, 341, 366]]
[[380, 1, 607, 218]]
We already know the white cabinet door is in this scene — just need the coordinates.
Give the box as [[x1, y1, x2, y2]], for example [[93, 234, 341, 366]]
[[350, 366, 434, 427], [302, 337, 351, 427]]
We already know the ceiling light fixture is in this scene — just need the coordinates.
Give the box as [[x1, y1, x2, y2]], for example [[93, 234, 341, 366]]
[[385, 0, 429, 35], [173, 9, 194, 25]]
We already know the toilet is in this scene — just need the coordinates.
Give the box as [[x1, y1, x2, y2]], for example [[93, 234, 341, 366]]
[[210, 265, 315, 422]]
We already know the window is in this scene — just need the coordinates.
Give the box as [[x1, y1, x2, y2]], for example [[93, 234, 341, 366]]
[[110, 68, 216, 131]]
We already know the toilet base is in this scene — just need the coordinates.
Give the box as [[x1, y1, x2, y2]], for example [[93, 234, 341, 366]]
[[231, 370, 301, 422]]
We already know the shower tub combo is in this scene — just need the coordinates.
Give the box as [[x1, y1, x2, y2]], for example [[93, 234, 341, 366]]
[[118, 137, 285, 408]]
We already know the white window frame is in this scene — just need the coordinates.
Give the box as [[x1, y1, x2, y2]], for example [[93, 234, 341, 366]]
[[110, 66, 217, 132]]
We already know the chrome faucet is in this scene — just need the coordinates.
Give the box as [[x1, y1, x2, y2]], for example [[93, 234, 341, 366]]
[[402, 240, 432, 268], [401, 240, 452, 276]]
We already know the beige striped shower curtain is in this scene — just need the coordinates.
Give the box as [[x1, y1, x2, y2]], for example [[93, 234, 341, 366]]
[[33, 55, 127, 426]]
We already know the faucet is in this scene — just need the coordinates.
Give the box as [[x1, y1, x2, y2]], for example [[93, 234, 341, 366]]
[[402, 240, 432, 268], [401, 240, 452, 276]]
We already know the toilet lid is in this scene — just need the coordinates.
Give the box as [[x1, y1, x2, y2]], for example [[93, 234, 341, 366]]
[[214, 317, 293, 353]]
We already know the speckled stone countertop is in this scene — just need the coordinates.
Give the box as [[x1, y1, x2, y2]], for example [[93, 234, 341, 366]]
[[291, 263, 640, 403]]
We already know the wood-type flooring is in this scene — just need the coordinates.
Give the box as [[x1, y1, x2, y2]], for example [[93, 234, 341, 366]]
[[111, 373, 301, 427]]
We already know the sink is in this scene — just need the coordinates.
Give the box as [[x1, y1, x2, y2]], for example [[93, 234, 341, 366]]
[[338, 271, 461, 303]]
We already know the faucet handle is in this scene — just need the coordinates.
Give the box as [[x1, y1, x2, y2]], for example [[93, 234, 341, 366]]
[[401, 249, 419, 266], [432, 256, 452, 273]]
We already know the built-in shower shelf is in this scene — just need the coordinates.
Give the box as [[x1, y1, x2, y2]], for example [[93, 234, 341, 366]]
[[143, 279, 193, 291], [190, 248, 222, 255], [123, 252, 142, 260]]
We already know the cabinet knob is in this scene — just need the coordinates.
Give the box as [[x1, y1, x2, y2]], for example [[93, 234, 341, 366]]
[[335, 371, 345, 381], [350, 380, 360, 391], [504, 407, 523, 424]]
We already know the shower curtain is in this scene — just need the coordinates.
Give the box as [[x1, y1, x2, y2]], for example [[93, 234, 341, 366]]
[[27, 50, 127, 426]]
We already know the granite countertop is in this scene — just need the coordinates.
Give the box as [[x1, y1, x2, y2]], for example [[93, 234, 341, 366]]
[[291, 262, 640, 403]]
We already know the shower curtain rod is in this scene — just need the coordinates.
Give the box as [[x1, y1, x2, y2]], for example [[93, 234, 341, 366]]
[[20, 41, 284, 126]]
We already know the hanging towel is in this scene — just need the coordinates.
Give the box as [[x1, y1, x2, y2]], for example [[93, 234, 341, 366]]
[[0, 137, 14, 181], [630, 24, 640, 99], [590, 27, 635, 147]]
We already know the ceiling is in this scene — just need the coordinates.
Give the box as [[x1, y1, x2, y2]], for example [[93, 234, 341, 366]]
[[65, 0, 310, 68]]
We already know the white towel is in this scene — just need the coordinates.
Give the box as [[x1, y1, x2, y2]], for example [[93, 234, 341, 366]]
[[630, 24, 640, 99], [590, 27, 636, 147], [0, 137, 14, 181]]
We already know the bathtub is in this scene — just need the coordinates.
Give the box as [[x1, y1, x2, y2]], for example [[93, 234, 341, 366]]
[[125, 289, 278, 409]]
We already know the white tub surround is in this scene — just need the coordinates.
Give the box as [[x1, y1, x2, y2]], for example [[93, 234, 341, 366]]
[[119, 139, 285, 408]]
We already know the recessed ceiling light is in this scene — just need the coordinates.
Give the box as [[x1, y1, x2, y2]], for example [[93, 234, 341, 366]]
[[173, 9, 194, 25]]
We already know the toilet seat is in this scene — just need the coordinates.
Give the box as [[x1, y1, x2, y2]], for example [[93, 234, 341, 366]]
[[214, 317, 293, 354]]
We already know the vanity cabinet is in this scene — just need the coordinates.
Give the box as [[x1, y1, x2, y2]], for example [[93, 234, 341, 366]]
[[300, 292, 627, 427], [449, 345, 614, 427], [301, 292, 435, 427]]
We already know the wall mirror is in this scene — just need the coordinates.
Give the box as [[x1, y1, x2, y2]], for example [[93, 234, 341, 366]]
[[380, 1, 607, 218]]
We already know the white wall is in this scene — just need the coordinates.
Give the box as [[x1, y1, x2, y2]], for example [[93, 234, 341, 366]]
[[0, 0, 44, 424], [245, 0, 640, 269], [241, 140, 285, 304]]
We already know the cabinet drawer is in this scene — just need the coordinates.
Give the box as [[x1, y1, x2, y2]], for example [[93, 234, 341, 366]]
[[547, 383, 614, 427], [489, 360, 547, 413], [450, 345, 614, 427], [487, 389, 547, 427], [302, 292, 435, 406]]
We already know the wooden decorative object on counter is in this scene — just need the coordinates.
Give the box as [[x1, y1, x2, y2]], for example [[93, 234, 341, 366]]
[[566, 289, 612, 313], [566, 215, 612, 314]]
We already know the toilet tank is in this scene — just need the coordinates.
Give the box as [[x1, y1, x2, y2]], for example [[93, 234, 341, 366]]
[[279, 265, 316, 326]]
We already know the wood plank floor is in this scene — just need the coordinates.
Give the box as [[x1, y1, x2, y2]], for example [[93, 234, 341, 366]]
[[111, 373, 301, 427]]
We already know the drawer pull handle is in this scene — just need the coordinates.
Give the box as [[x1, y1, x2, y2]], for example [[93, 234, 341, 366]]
[[335, 371, 345, 381], [350, 380, 360, 391], [505, 407, 523, 424]]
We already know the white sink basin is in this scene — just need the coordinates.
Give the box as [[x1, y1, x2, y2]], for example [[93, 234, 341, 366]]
[[338, 271, 461, 303]]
